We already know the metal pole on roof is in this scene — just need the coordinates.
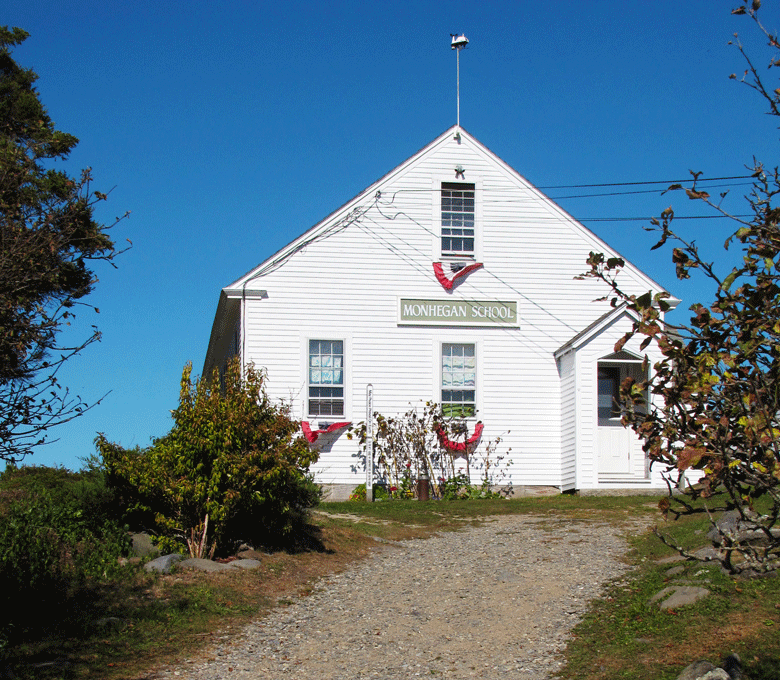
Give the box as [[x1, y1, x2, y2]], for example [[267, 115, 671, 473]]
[[451, 34, 469, 128]]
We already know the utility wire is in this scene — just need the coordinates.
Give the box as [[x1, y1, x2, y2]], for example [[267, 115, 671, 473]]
[[537, 175, 754, 189], [545, 181, 753, 201], [472, 214, 753, 223], [579, 215, 753, 223], [369, 178, 756, 207]]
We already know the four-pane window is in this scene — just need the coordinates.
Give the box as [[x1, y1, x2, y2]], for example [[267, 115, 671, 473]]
[[309, 340, 344, 416]]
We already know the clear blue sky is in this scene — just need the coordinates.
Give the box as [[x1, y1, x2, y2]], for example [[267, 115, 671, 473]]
[[3, 1, 777, 471]]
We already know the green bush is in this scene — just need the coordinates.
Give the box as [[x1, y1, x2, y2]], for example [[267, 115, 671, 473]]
[[0, 475, 131, 646], [99, 358, 321, 557], [348, 483, 391, 501], [0, 462, 122, 528]]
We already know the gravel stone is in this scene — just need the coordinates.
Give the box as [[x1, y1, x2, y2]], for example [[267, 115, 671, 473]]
[[150, 514, 639, 679]]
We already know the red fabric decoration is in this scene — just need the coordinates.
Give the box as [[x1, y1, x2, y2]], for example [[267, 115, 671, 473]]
[[436, 421, 484, 452], [301, 421, 351, 443], [433, 262, 483, 290]]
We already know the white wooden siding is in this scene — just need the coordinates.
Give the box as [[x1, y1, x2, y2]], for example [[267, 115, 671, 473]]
[[208, 127, 671, 490], [558, 350, 577, 491]]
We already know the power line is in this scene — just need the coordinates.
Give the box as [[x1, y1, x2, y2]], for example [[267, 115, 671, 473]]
[[479, 214, 753, 223], [537, 175, 754, 189], [568, 215, 752, 223], [358, 175, 755, 196], [371, 177, 756, 204], [546, 181, 753, 201]]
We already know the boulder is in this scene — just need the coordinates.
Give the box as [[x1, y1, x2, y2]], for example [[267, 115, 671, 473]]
[[707, 510, 755, 544], [676, 660, 735, 680], [144, 553, 184, 574], [706, 510, 780, 546], [722, 653, 742, 679], [675, 654, 741, 680], [677, 661, 718, 680], [230, 558, 263, 570], [691, 546, 720, 562]]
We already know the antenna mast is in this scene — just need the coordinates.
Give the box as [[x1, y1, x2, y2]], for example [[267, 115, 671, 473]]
[[451, 34, 469, 128]]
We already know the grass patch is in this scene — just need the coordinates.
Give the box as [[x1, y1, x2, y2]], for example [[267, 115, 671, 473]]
[[556, 498, 780, 680], [320, 493, 654, 525]]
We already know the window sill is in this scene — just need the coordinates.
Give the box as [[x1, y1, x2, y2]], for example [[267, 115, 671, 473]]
[[440, 254, 476, 262]]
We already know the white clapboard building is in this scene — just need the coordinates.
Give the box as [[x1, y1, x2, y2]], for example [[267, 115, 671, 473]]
[[204, 126, 677, 498]]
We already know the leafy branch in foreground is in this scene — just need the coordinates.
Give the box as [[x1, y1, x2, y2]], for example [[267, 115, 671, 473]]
[[580, 4, 780, 575], [0, 26, 129, 462]]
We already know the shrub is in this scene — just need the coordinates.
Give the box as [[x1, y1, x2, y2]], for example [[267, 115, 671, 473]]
[[0, 481, 131, 645], [99, 358, 320, 557], [0, 462, 121, 528], [348, 402, 511, 499]]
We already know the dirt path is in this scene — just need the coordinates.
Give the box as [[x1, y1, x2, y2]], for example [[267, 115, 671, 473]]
[[152, 514, 639, 679]]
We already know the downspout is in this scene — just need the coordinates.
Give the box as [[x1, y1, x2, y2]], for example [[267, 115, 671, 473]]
[[239, 275, 268, 377], [240, 286, 246, 376]]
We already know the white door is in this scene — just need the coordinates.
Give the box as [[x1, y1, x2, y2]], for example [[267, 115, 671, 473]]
[[597, 365, 632, 475], [598, 426, 632, 474]]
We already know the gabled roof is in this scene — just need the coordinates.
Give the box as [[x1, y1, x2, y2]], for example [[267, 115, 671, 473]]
[[205, 125, 676, 375], [554, 303, 639, 359], [222, 125, 670, 297]]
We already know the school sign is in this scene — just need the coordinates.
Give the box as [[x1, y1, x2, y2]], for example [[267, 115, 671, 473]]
[[398, 298, 518, 327]]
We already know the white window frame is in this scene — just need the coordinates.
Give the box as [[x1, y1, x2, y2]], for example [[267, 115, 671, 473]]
[[432, 175, 483, 262], [597, 360, 648, 427], [437, 339, 480, 420], [306, 338, 346, 419], [441, 181, 475, 257]]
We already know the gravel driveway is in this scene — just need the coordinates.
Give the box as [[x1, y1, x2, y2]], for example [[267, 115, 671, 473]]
[[153, 514, 638, 679]]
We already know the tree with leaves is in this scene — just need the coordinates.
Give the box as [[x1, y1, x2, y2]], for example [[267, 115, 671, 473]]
[[0, 27, 127, 462], [98, 358, 320, 558], [582, 4, 780, 575]]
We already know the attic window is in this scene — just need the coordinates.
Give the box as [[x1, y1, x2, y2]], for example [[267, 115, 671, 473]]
[[441, 182, 475, 256]]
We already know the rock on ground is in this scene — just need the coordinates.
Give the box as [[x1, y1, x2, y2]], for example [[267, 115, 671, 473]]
[[648, 585, 711, 610]]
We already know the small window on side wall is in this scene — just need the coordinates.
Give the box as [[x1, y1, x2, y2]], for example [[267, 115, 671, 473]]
[[309, 340, 344, 417], [442, 342, 476, 417]]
